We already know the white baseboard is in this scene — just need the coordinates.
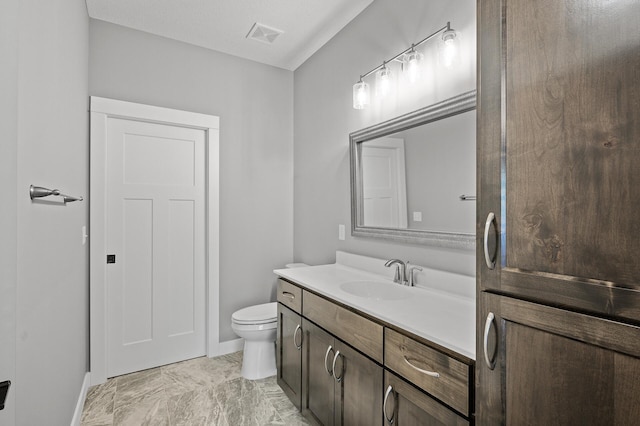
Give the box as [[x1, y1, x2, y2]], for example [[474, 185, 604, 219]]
[[70, 372, 91, 426], [209, 338, 244, 357]]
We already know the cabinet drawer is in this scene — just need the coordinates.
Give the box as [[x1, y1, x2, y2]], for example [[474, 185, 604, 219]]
[[303, 290, 383, 363], [277, 279, 302, 313], [385, 328, 470, 416], [385, 371, 468, 426]]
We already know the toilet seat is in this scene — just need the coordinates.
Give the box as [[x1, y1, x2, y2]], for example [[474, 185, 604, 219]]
[[232, 302, 277, 325]]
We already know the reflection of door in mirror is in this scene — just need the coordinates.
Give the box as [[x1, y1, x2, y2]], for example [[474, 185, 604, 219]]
[[361, 137, 407, 229]]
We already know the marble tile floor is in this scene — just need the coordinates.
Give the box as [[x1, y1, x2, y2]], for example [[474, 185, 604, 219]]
[[80, 351, 310, 426]]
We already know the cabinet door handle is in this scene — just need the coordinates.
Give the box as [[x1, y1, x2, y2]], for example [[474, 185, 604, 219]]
[[282, 291, 296, 300], [383, 385, 395, 425], [293, 324, 302, 350], [324, 345, 334, 376], [332, 351, 344, 383], [483, 312, 497, 370], [484, 212, 497, 270], [403, 356, 440, 378]]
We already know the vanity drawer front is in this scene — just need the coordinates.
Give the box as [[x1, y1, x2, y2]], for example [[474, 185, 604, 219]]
[[303, 290, 383, 363], [385, 371, 469, 426], [385, 328, 470, 416], [277, 279, 302, 314]]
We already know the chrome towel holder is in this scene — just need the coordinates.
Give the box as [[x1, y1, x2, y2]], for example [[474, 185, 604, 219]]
[[29, 185, 83, 203]]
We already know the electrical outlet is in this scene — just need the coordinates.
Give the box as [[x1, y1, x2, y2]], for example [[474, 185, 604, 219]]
[[338, 224, 346, 241]]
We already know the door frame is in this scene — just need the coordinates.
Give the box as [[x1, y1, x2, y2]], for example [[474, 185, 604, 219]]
[[89, 97, 220, 385]]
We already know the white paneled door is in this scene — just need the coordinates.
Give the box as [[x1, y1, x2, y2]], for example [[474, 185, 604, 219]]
[[105, 118, 206, 377], [361, 137, 408, 229]]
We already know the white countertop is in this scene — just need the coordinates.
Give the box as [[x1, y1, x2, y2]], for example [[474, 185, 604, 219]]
[[274, 254, 475, 360]]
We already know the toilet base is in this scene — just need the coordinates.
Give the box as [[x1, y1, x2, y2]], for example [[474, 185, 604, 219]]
[[241, 339, 276, 380]]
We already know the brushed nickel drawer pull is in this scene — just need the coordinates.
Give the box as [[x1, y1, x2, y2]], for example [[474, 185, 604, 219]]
[[293, 324, 302, 350], [383, 385, 395, 424], [484, 212, 497, 270], [324, 345, 334, 376], [281, 291, 296, 300], [403, 356, 440, 378], [484, 312, 497, 370], [332, 351, 344, 382]]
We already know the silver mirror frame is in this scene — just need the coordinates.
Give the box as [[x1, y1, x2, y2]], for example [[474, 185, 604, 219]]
[[349, 90, 477, 250]]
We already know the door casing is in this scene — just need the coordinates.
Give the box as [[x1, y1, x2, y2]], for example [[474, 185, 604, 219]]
[[89, 97, 220, 385]]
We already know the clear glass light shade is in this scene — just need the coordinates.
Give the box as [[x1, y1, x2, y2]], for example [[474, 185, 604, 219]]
[[376, 66, 392, 98], [352, 80, 370, 110], [403, 50, 423, 83], [439, 29, 460, 68]]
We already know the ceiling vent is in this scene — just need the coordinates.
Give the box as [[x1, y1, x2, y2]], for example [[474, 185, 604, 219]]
[[246, 22, 283, 44]]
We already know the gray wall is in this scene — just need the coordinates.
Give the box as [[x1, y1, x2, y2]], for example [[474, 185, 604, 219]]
[[89, 20, 295, 342], [0, 0, 19, 423], [293, 0, 476, 275], [2, 0, 90, 424], [403, 110, 476, 233]]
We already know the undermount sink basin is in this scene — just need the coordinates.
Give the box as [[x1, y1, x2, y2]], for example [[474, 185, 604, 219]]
[[340, 280, 410, 300]]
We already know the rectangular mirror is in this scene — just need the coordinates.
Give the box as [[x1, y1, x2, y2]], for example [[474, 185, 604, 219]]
[[350, 90, 476, 249]]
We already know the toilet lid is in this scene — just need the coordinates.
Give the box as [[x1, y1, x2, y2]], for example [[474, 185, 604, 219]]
[[232, 302, 277, 325]]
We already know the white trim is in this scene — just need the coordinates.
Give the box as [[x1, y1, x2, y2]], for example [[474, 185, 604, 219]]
[[210, 338, 244, 357], [206, 128, 221, 358], [70, 372, 91, 426], [90, 97, 218, 130], [89, 97, 220, 385]]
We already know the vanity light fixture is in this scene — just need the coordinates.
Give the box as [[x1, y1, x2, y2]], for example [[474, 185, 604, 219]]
[[439, 28, 459, 68], [352, 22, 459, 110], [375, 62, 392, 98], [403, 46, 423, 84], [352, 78, 370, 110]]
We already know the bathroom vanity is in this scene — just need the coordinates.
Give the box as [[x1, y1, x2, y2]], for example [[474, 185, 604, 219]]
[[274, 252, 475, 425]]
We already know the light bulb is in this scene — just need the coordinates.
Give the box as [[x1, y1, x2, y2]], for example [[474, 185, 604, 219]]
[[352, 80, 370, 110], [404, 50, 423, 83], [439, 29, 459, 68], [376, 65, 392, 98]]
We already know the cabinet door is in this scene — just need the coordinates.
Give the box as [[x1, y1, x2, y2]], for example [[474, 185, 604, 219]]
[[333, 340, 383, 426], [277, 303, 302, 410], [478, 0, 640, 318], [302, 319, 336, 425], [383, 371, 468, 426], [477, 293, 640, 425], [478, 0, 640, 421]]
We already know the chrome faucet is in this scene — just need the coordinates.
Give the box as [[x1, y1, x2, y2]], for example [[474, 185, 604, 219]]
[[384, 259, 406, 285], [406, 262, 423, 287], [385, 259, 423, 286]]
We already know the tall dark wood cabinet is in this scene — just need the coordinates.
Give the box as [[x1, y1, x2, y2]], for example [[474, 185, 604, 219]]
[[476, 0, 640, 424]]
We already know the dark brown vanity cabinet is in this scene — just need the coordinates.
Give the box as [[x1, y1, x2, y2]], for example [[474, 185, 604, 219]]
[[477, 0, 640, 423], [276, 280, 303, 409], [276, 279, 474, 425]]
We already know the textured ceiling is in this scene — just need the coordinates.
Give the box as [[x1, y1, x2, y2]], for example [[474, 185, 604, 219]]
[[85, 0, 374, 71]]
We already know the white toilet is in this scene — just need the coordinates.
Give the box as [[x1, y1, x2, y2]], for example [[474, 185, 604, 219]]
[[231, 263, 308, 380], [231, 301, 278, 380]]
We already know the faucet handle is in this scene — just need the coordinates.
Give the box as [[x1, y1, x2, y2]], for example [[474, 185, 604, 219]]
[[407, 263, 423, 287]]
